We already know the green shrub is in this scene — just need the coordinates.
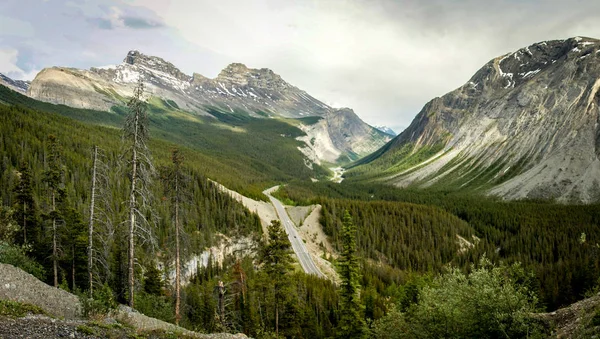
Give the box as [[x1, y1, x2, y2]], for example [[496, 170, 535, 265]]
[[0, 300, 46, 317], [80, 283, 118, 318], [135, 292, 175, 323], [372, 258, 548, 338], [591, 309, 600, 327], [76, 324, 97, 335], [0, 241, 45, 280]]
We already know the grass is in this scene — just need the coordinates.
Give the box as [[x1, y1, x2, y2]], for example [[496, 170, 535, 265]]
[[0, 300, 47, 318]]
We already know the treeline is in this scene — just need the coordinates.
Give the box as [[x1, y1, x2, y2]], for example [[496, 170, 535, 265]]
[[0, 101, 261, 301], [275, 181, 600, 310], [0, 85, 329, 200], [0, 91, 381, 339]]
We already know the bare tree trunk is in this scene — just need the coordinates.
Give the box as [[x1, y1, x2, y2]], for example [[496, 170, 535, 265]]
[[72, 245, 76, 291], [175, 173, 181, 325], [218, 280, 225, 326], [275, 302, 279, 338], [88, 146, 98, 298], [128, 143, 138, 308], [52, 191, 58, 287], [23, 203, 26, 244]]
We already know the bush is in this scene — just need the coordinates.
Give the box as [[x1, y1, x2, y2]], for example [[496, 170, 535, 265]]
[[80, 283, 118, 318], [135, 291, 175, 323], [372, 258, 548, 338], [0, 300, 46, 317], [0, 241, 45, 280]]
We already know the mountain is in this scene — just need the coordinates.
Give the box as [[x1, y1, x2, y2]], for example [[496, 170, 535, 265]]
[[0, 73, 29, 93], [375, 125, 397, 136], [27, 50, 389, 163], [350, 37, 600, 203]]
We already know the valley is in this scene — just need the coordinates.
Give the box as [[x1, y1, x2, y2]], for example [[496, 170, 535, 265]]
[[1, 35, 600, 338]]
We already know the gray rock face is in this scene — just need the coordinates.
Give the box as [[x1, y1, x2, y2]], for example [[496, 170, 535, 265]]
[[25, 50, 387, 164], [363, 37, 600, 203], [0, 263, 81, 319], [0, 73, 29, 93]]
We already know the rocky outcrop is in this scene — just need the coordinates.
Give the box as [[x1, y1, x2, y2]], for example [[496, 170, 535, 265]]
[[0, 263, 81, 319], [26, 50, 388, 164], [357, 37, 600, 202]]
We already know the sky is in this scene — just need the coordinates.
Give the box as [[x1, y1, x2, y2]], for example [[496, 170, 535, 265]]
[[2, 0, 600, 133]]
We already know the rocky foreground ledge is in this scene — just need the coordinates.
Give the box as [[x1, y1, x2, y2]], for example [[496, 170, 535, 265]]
[[0, 263, 248, 339]]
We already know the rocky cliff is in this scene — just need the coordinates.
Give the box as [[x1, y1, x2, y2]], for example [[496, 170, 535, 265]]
[[353, 37, 600, 202], [26, 50, 388, 164]]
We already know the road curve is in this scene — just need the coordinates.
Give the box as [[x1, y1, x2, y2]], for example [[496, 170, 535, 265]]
[[264, 187, 325, 278]]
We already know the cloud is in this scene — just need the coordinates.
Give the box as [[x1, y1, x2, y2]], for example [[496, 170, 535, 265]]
[[87, 5, 164, 30], [3, 0, 600, 133], [133, 0, 600, 133], [0, 48, 39, 80]]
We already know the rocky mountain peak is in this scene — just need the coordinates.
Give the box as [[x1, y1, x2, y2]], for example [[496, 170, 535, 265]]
[[215, 63, 288, 91], [475, 37, 600, 91], [122, 50, 190, 82], [358, 36, 600, 202]]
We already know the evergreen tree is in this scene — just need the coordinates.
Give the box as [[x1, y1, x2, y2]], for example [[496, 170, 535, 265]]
[[12, 163, 38, 246], [162, 148, 189, 325], [337, 210, 366, 338], [143, 263, 163, 296], [260, 220, 293, 337], [43, 134, 64, 287]]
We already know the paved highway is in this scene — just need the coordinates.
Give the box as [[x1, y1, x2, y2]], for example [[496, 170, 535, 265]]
[[265, 188, 325, 278]]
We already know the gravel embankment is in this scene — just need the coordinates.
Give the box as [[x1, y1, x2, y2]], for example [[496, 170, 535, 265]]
[[0, 263, 249, 338], [0, 263, 80, 319]]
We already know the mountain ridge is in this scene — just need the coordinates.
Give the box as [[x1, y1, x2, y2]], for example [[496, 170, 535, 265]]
[[350, 36, 600, 203], [27, 50, 390, 164]]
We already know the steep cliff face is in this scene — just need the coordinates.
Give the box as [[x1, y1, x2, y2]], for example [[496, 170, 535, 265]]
[[27, 50, 388, 164], [353, 37, 600, 202]]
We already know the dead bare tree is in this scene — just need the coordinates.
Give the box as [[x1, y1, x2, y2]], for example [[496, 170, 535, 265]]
[[122, 78, 156, 307], [87, 146, 114, 297], [88, 146, 98, 297]]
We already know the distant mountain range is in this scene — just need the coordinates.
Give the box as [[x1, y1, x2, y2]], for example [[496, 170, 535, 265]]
[[24, 51, 390, 164], [375, 126, 397, 136], [0, 73, 29, 93], [351, 37, 600, 203]]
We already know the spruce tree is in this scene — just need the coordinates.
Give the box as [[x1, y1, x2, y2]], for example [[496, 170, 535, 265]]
[[43, 134, 64, 287], [161, 148, 189, 325], [337, 210, 366, 338], [12, 163, 37, 246], [260, 220, 293, 337]]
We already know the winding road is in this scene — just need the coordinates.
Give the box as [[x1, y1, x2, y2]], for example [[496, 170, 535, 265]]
[[264, 187, 325, 278]]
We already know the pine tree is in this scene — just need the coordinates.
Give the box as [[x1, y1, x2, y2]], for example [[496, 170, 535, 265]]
[[337, 210, 366, 338], [12, 163, 37, 246], [162, 148, 189, 325], [260, 220, 293, 337], [43, 134, 64, 287]]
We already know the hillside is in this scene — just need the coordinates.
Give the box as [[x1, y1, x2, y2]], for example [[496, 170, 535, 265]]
[[26, 51, 390, 164], [349, 37, 600, 203], [0, 83, 328, 199]]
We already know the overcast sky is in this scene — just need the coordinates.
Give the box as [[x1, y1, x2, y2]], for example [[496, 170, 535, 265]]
[[2, 0, 600, 133]]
